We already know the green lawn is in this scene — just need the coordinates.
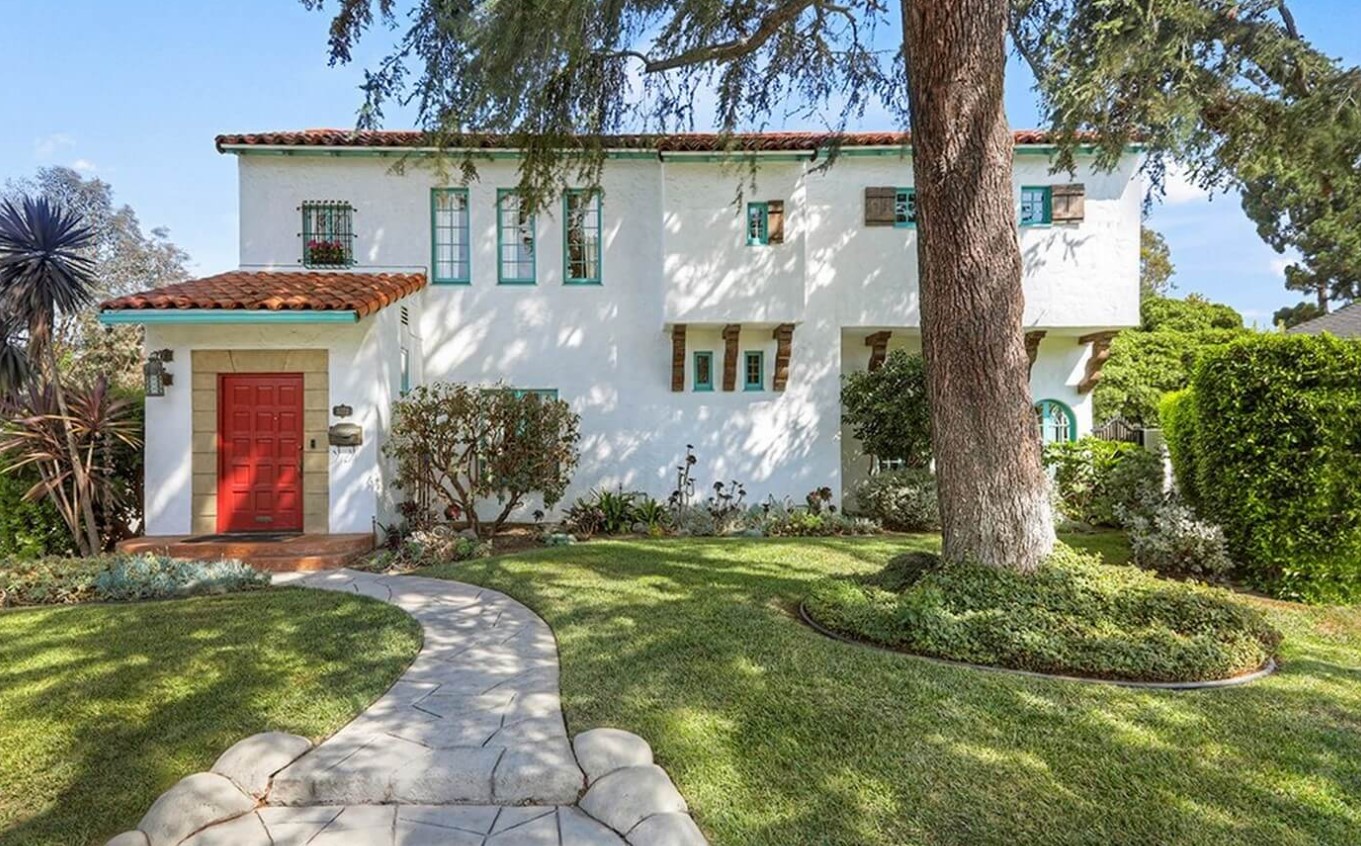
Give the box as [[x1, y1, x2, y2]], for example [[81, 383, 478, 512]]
[[431, 534, 1361, 846], [0, 588, 421, 846]]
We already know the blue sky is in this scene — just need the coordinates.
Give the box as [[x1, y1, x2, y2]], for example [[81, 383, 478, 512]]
[[3, 0, 1358, 326]]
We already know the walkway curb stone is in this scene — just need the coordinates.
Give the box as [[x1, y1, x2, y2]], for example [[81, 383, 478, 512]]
[[109, 569, 708, 845]]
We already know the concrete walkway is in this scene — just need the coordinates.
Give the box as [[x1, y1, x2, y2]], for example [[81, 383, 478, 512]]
[[112, 568, 706, 846]]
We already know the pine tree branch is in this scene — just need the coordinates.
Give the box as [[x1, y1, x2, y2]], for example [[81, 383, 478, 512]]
[[616, 0, 833, 74]]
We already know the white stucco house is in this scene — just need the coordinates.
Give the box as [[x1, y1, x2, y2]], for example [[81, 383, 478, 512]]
[[101, 129, 1140, 543]]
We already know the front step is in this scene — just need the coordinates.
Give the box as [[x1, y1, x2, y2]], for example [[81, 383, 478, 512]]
[[117, 533, 376, 572]]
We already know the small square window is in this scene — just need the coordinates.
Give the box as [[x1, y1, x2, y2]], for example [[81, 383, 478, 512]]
[[894, 188, 917, 228], [301, 201, 354, 267], [693, 351, 714, 392], [746, 202, 770, 246], [1020, 186, 1052, 226], [743, 350, 764, 391]]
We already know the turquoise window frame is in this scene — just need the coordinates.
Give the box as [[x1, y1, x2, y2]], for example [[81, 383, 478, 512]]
[[509, 388, 559, 402], [693, 351, 714, 392], [1034, 399, 1076, 443], [743, 350, 765, 391], [563, 189, 603, 285], [893, 188, 917, 228], [1020, 186, 1052, 226], [430, 188, 471, 284], [746, 202, 770, 246], [497, 189, 536, 284]]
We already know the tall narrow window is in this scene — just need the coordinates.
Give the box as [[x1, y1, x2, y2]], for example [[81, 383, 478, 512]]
[[743, 350, 765, 391], [400, 348, 411, 396], [894, 188, 917, 227], [1020, 186, 1052, 226], [301, 201, 354, 267], [693, 351, 714, 392], [564, 189, 602, 284], [431, 188, 470, 284], [746, 202, 770, 246], [497, 189, 536, 284]]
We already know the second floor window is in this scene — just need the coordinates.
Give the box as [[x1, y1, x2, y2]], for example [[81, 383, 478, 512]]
[[744, 350, 765, 391], [1020, 186, 1052, 226], [301, 201, 354, 267], [431, 188, 470, 284], [894, 188, 917, 227], [564, 189, 602, 284], [746, 202, 770, 246], [497, 189, 536, 284]]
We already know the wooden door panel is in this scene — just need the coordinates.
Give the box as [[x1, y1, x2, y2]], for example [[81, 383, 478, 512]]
[[217, 373, 305, 533]]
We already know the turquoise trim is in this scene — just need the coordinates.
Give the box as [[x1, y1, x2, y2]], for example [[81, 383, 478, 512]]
[[746, 202, 770, 246], [743, 350, 765, 391], [693, 351, 714, 392], [496, 188, 537, 284], [430, 187, 471, 284], [98, 310, 360, 325], [894, 187, 917, 229], [1020, 186, 1053, 226], [563, 189, 603, 285]]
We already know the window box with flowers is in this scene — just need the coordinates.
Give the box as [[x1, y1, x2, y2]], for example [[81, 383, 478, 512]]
[[300, 201, 355, 267]]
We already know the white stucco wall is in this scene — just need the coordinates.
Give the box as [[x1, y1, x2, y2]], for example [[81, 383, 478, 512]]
[[145, 146, 1139, 532], [141, 318, 400, 536]]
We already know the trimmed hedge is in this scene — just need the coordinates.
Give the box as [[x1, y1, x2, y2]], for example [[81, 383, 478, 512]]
[[1161, 334, 1361, 603], [804, 544, 1279, 683]]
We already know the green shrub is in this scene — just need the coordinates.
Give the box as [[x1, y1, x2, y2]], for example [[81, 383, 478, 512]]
[[804, 544, 1280, 683], [841, 350, 932, 469], [0, 556, 106, 607], [93, 555, 269, 601], [2, 553, 268, 607], [0, 470, 71, 559], [397, 525, 491, 568], [746, 502, 879, 537], [852, 468, 940, 531], [1164, 334, 1361, 603], [1124, 500, 1234, 581], [1043, 437, 1164, 527]]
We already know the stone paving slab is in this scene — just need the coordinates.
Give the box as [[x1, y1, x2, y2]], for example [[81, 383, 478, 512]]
[[270, 570, 585, 807], [208, 805, 627, 845]]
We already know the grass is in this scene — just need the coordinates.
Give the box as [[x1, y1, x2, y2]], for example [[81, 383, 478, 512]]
[[0, 588, 422, 846], [428, 532, 1361, 846]]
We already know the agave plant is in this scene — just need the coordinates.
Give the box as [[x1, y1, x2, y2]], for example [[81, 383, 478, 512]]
[[0, 378, 142, 552], [0, 196, 102, 554]]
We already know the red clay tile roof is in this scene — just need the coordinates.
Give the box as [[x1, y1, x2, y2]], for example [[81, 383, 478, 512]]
[[100, 270, 426, 319], [216, 129, 1099, 152]]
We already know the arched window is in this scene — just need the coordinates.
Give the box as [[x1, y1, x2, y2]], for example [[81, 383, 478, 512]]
[[1034, 399, 1076, 444]]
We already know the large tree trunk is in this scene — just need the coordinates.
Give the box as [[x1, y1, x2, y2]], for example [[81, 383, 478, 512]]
[[902, 0, 1055, 572]]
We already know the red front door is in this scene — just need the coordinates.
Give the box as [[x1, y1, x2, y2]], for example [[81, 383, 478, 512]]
[[218, 373, 304, 533]]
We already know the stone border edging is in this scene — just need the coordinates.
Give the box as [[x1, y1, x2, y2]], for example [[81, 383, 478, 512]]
[[798, 600, 1277, 691]]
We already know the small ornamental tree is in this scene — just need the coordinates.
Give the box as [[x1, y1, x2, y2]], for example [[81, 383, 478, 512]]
[[841, 350, 932, 470], [385, 383, 581, 537]]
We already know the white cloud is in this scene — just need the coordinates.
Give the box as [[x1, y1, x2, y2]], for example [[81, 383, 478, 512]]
[[1159, 164, 1209, 205], [32, 133, 75, 159], [71, 158, 97, 174]]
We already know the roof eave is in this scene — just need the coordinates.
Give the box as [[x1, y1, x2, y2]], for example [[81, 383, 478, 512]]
[[98, 309, 362, 326]]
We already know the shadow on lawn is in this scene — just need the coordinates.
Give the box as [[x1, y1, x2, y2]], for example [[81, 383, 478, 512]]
[[438, 538, 1361, 846], [0, 589, 418, 846]]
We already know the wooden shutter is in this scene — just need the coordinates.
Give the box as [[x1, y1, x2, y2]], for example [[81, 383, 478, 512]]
[[767, 200, 785, 244], [1051, 183, 1086, 222], [864, 187, 897, 226]]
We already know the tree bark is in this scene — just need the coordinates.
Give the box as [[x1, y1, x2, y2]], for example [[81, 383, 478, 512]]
[[901, 0, 1055, 571]]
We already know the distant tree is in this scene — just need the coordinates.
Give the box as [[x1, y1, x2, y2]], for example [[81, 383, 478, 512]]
[[3, 167, 189, 389], [1140, 228, 1174, 299], [842, 351, 932, 470], [1273, 301, 1327, 329]]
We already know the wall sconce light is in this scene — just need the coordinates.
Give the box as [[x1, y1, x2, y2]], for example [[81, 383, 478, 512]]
[[144, 350, 175, 397]]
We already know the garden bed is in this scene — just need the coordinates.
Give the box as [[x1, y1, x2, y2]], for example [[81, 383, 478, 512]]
[[802, 545, 1281, 684]]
